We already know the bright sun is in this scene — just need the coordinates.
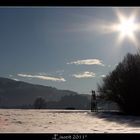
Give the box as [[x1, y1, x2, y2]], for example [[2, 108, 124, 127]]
[[94, 10, 140, 47], [115, 13, 139, 44], [118, 18, 136, 37], [109, 10, 140, 46]]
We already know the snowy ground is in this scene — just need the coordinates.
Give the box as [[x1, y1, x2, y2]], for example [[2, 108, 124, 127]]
[[1, 109, 140, 133]]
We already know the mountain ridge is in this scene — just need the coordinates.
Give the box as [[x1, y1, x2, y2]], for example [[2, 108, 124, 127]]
[[0, 77, 80, 107]]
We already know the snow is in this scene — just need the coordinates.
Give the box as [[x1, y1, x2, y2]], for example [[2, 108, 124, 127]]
[[0, 109, 140, 133]]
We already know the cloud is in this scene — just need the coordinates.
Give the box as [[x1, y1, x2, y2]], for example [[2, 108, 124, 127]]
[[13, 78, 20, 81], [55, 70, 64, 76], [72, 71, 96, 79], [101, 75, 106, 78], [9, 74, 13, 77], [38, 72, 48, 75], [8, 75, 20, 81], [67, 59, 105, 66], [17, 74, 66, 82]]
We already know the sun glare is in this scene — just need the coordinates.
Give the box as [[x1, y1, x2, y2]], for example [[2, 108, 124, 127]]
[[117, 18, 136, 37], [102, 10, 140, 47], [112, 11, 140, 46]]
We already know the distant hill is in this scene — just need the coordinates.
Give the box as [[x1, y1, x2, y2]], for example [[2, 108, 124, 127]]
[[47, 94, 91, 110], [0, 77, 82, 108]]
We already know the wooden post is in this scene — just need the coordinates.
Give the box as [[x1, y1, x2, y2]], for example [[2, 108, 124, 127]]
[[91, 90, 97, 112]]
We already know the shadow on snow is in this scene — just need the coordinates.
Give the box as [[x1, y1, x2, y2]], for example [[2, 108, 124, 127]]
[[88, 111, 140, 127]]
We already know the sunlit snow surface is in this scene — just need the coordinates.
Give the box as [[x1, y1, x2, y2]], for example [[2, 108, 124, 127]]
[[0, 109, 140, 133]]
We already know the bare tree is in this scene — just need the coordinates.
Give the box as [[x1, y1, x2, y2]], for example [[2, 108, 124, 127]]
[[98, 53, 140, 115], [33, 96, 46, 109]]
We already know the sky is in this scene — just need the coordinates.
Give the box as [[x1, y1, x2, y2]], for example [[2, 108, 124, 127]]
[[0, 7, 140, 94]]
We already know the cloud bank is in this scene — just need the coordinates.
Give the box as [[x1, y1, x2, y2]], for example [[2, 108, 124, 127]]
[[67, 59, 105, 66], [72, 71, 96, 79], [17, 74, 66, 82]]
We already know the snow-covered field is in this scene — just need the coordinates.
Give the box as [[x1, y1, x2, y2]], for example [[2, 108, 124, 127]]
[[1, 109, 140, 133]]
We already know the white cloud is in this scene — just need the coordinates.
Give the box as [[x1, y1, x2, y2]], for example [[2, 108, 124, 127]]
[[67, 59, 105, 66], [72, 71, 96, 79], [55, 70, 64, 76], [17, 74, 66, 82], [8, 75, 20, 81], [38, 72, 48, 75], [9, 74, 13, 77], [13, 78, 20, 81], [101, 75, 106, 78]]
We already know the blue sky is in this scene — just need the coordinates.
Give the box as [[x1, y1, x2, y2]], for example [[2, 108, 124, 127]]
[[0, 7, 139, 94]]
